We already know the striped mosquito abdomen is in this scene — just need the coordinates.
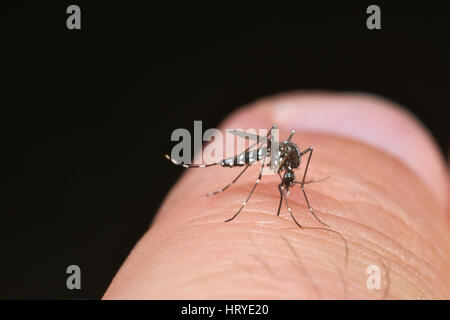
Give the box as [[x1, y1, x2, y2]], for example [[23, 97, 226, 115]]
[[221, 146, 269, 167]]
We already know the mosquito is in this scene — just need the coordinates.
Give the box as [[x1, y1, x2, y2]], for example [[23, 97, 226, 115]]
[[165, 125, 329, 228]]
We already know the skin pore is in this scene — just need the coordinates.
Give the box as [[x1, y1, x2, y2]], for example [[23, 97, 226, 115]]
[[103, 92, 449, 299]]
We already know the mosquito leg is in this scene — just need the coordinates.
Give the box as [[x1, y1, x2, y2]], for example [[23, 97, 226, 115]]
[[299, 147, 329, 227], [277, 184, 283, 216], [203, 164, 251, 197], [225, 152, 268, 223], [164, 154, 218, 168], [282, 187, 303, 229], [276, 171, 287, 216]]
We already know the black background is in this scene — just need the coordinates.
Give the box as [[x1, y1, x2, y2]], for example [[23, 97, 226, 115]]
[[2, 3, 449, 299]]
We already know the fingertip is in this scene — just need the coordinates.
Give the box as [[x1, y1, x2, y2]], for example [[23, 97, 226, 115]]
[[222, 91, 448, 211]]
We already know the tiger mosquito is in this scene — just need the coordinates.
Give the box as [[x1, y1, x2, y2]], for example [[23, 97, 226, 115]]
[[165, 125, 329, 228]]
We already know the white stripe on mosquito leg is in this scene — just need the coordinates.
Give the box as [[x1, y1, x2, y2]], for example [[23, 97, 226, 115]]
[[237, 153, 245, 165], [182, 164, 189, 168]]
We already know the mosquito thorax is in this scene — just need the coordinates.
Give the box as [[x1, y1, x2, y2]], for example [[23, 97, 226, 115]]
[[279, 142, 301, 170]]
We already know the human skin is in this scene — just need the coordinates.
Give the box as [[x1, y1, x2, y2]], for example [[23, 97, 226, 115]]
[[103, 92, 450, 299]]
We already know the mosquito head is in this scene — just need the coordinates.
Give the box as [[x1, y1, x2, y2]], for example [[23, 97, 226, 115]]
[[285, 171, 296, 184]]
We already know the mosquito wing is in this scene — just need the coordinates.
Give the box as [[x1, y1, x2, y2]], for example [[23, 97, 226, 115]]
[[227, 129, 265, 141], [227, 129, 279, 150]]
